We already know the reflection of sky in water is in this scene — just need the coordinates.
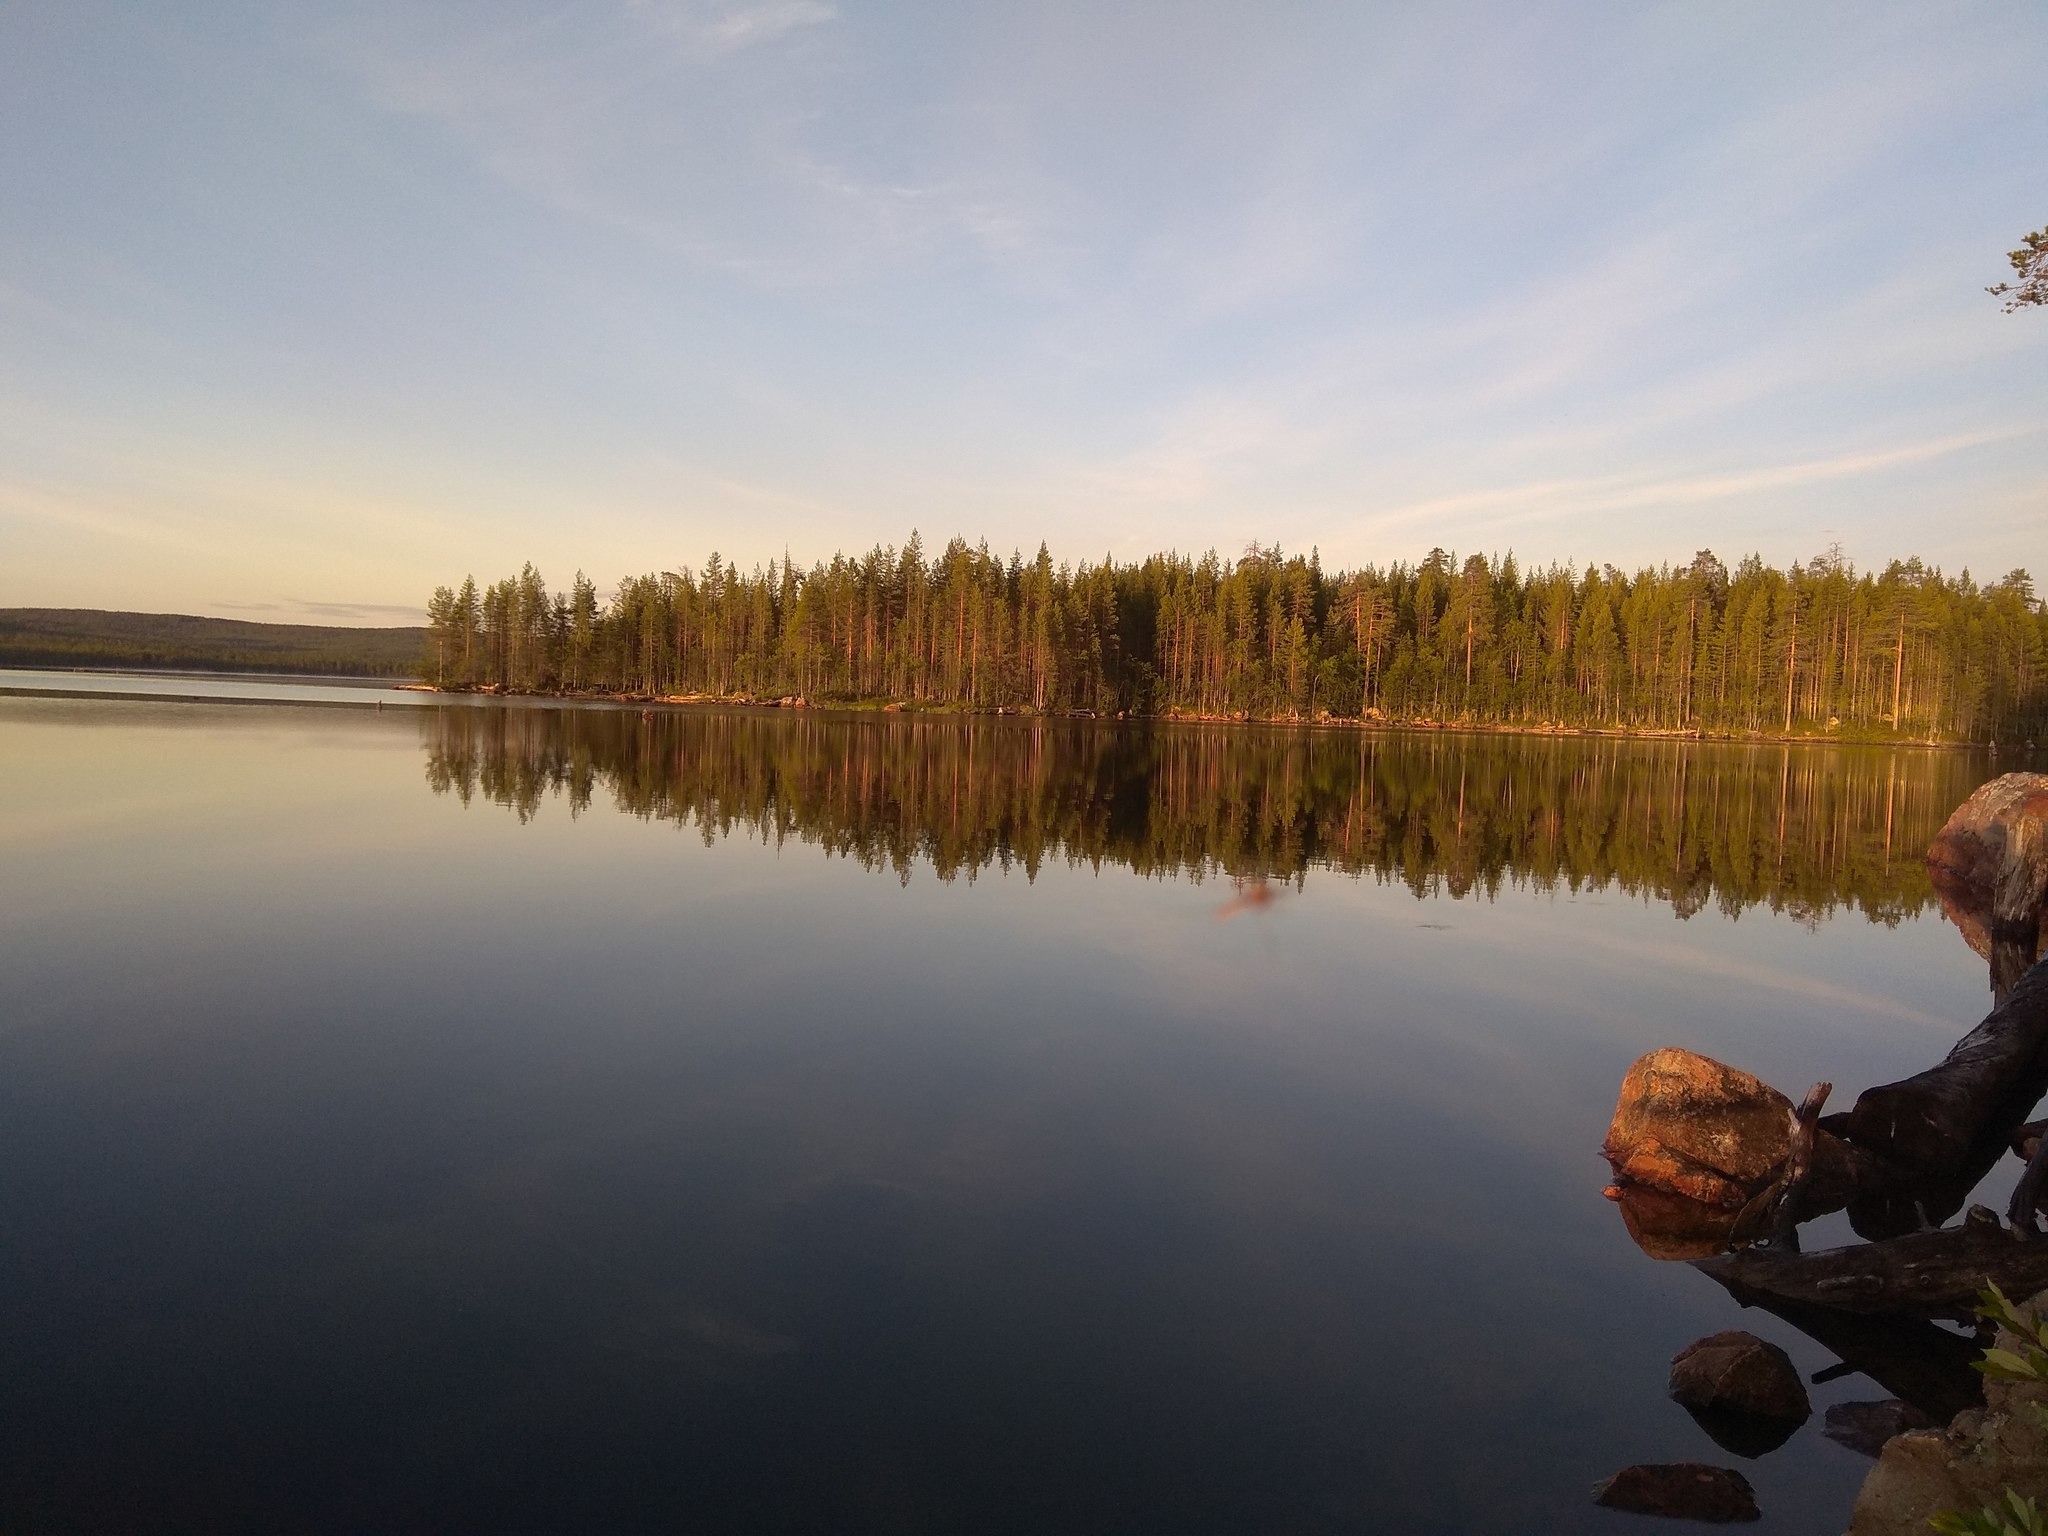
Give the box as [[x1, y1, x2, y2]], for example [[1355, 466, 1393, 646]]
[[0, 694, 2033, 1534]]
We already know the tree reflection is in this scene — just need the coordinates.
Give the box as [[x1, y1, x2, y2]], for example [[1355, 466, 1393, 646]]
[[418, 706, 1990, 918]]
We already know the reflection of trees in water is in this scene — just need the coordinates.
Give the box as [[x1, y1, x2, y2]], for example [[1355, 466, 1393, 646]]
[[420, 706, 1989, 915]]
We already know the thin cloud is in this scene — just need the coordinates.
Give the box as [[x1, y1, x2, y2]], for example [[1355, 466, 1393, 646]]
[[705, 1, 837, 51], [1366, 429, 2027, 535]]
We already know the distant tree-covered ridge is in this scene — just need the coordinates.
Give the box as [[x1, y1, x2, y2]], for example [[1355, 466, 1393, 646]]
[[0, 609, 425, 677], [427, 541, 2048, 742]]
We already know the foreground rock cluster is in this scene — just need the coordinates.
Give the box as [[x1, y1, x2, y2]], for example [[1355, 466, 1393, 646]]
[[1846, 1289, 2048, 1535], [1670, 1331, 1811, 1458], [1593, 1462, 1760, 1523], [1589, 774, 2048, 1527]]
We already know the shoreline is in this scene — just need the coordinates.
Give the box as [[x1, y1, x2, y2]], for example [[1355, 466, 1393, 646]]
[[402, 682, 1991, 750], [0, 670, 2011, 751]]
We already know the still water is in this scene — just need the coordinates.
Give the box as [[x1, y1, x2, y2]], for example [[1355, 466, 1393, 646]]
[[0, 677, 2036, 1534]]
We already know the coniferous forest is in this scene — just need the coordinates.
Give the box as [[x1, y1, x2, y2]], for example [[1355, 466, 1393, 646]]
[[426, 540, 2048, 742]]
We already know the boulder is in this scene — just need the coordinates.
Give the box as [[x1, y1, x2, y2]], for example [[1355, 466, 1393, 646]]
[[1592, 1463, 1759, 1522], [1928, 773, 2048, 933], [1670, 1331, 1811, 1426], [1604, 1050, 1797, 1209], [1670, 1330, 1810, 1458], [1848, 1288, 2048, 1536], [1823, 1400, 1936, 1459]]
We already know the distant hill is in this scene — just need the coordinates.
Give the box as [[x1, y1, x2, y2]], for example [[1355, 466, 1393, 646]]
[[0, 609, 425, 678]]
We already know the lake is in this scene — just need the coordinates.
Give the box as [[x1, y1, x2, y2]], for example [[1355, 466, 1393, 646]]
[[1, 674, 2038, 1534]]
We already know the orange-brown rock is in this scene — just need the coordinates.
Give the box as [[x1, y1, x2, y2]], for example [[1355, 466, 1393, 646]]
[[1612, 1136, 1755, 1210], [1603, 1049, 1796, 1207], [1614, 1184, 1740, 1261]]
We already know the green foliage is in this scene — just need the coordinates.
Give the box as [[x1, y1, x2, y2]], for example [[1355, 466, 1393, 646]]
[[426, 542, 2048, 743], [1989, 227, 2048, 312], [1971, 1282, 2048, 1388], [1932, 1490, 2048, 1536], [1931, 1288, 2048, 1535]]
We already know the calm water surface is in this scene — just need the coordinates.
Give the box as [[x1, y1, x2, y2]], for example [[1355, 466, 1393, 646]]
[[1, 677, 2039, 1534]]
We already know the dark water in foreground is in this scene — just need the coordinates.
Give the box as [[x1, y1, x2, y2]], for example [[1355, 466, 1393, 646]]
[[0, 680, 2039, 1534]]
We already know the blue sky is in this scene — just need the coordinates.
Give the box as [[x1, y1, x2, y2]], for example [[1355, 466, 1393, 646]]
[[1, 2, 2042, 622]]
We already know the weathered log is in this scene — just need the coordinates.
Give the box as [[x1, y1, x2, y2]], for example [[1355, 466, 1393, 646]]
[[1730, 1082, 1830, 1249], [1995, 930, 2045, 1009], [1840, 955, 2048, 1180], [2012, 1127, 2048, 1231], [1694, 1208, 2048, 1317], [1700, 1281, 1984, 1424], [1933, 886, 2044, 1007]]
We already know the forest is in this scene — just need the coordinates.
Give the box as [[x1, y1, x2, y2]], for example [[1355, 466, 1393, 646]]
[[425, 540, 2048, 742], [419, 704, 1978, 925], [0, 608, 425, 676]]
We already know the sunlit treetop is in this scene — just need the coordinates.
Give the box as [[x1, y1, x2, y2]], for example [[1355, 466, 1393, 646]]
[[1990, 227, 2048, 311]]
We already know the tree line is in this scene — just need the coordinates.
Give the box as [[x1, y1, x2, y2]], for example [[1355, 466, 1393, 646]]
[[1, 608, 423, 677], [420, 704, 1988, 927], [425, 539, 2048, 741]]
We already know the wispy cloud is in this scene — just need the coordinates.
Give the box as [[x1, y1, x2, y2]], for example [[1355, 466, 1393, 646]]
[[704, 1, 836, 51], [8, 2, 2047, 614], [1362, 429, 2029, 536]]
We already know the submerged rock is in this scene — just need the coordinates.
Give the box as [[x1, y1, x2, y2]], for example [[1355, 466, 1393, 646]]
[[1823, 1400, 1936, 1459], [1670, 1331, 1811, 1425], [1592, 1463, 1760, 1522]]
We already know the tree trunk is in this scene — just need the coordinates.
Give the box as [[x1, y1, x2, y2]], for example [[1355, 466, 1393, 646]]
[[1838, 953, 2048, 1179], [1694, 1206, 2048, 1317]]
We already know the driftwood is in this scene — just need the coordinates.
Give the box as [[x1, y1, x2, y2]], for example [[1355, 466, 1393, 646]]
[[1694, 1208, 2048, 1317], [1698, 1280, 1984, 1423], [1837, 957, 2048, 1186], [1603, 960, 2048, 1247], [1730, 1082, 1831, 1249], [2011, 1122, 2048, 1232]]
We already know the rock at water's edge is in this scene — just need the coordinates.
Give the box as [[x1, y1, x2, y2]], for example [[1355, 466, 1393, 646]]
[[1927, 772, 2048, 929], [1670, 1331, 1811, 1426], [1593, 1463, 1760, 1522], [1848, 1288, 2048, 1535], [1823, 1400, 1936, 1459], [1604, 1050, 1794, 1208]]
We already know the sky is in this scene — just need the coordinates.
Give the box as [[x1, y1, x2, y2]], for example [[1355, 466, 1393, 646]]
[[1, 2, 2043, 624]]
